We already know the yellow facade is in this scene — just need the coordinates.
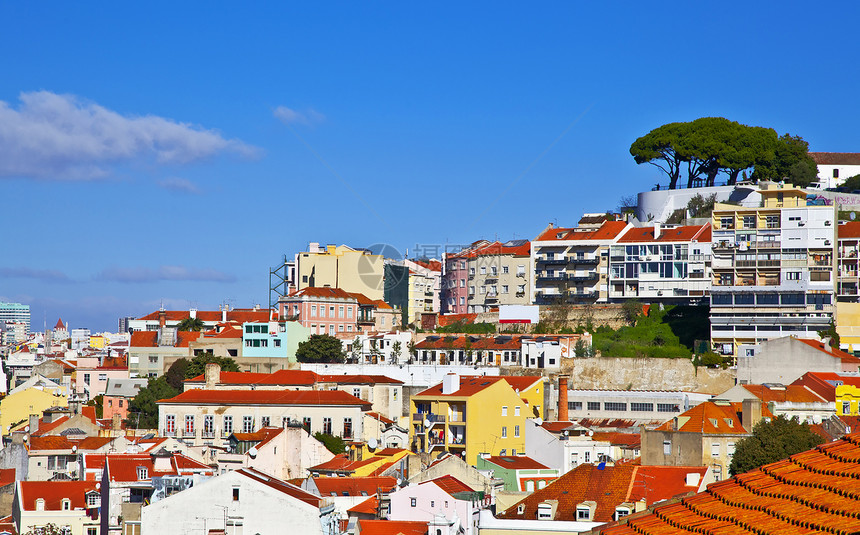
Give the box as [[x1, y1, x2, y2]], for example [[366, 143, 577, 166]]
[[836, 302, 860, 349], [296, 245, 385, 300], [0, 388, 68, 435], [836, 384, 860, 416], [410, 377, 544, 466], [89, 334, 106, 349], [348, 447, 414, 476]]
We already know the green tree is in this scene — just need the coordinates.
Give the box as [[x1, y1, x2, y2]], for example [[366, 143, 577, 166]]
[[126, 376, 178, 429], [621, 300, 643, 326], [630, 122, 688, 190], [686, 193, 718, 219], [296, 334, 345, 364], [752, 133, 817, 186], [164, 358, 189, 390], [729, 415, 823, 476], [391, 340, 402, 363], [86, 394, 104, 418], [175, 317, 206, 332], [816, 321, 840, 348], [314, 432, 346, 454], [841, 174, 860, 191], [184, 352, 240, 378]]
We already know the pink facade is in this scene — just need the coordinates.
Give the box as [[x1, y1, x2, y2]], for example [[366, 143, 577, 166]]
[[102, 395, 130, 421], [443, 256, 470, 314], [76, 366, 129, 399], [278, 287, 363, 336]]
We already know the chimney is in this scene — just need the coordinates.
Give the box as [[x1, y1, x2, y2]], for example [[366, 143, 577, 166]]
[[28, 414, 39, 434], [653, 223, 661, 239], [205, 363, 221, 389], [222, 305, 228, 323], [741, 398, 762, 432], [441, 373, 460, 395], [112, 413, 122, 433], [558, 375, 569, 422], [158, 309, 167, 329], [189, 308, 197, 319], [821, 337, 832, 351]]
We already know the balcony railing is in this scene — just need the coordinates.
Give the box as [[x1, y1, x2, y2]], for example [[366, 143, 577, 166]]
[[538, 258, 568, 265], [568, 273, 598, 282], [569, 257, 599, 265], [202, 431, 215, 439]]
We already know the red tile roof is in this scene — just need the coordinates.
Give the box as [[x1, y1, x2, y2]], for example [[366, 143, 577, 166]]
[[540, 421, 576, 433], [366, 412, 395, 425], [446, 241, 531, 260], [483, 456, 550, 470], [534, 220, 629, 242], [0, 469, 16, 488], [348, 495, 379, 515], [422, 475, 474, 496], [356, 520, 428, 535], [415, 335, 522, 351], [616, 224, 711, 243], [590, 432, 642, 448], [794, 337, 860, 364], [310, 454, 352, 472], [601, 433, 860, 535], [83, 453, 213, 482], [412, 260, 442, 272], [229, 427, 284, 449], [741, 384, 826, 404], [129, 331, 157, 347], [18, 481, 99, 511], [159, 389, 372, 408], [654, 401, 773, 435], [414, 375, 542, 398], [498, 464, 706, 522], [809, 152, 860, 165], [28, 436, 115, 452], [54, 318, 65, 329], [437, 314, 477, 327], [312, 476, 397, 497], [792, 371, 860, 401]]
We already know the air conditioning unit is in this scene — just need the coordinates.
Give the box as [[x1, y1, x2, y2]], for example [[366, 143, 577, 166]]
[[825, 220, 832, 226], [825, 240, 832, 246], [798, 221, 805, 226]]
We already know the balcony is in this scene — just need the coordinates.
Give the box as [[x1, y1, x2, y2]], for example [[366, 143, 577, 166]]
[[568, 273, 598, 282], [183, 429, 196, 438], [537, 258, 568, 266], [569, 257, 599, 265], [202, 431, 215, 439], [537, 274, 567, 282]]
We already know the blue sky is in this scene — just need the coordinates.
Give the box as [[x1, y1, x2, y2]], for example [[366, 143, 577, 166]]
[[3, 2, 859, 332]]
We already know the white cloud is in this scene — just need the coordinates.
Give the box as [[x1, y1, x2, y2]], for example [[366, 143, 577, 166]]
[[0, 267, 72, 282], [273, 105, 325, 125], [157, 177, 201, 195], [97, 265, 237, 284], [0, 90, 260, 180]]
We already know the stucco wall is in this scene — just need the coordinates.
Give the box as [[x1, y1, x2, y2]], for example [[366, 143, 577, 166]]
[[564, 357, 733, 394]]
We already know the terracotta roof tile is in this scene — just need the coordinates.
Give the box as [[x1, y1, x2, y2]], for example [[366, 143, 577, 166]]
[[414, 375, 542, 398], [312, 476, 397, 496], [741, 384, 826, 403], [422, 475, 474, 496], [600, 432, 860, 535], [356, 520, 428, 535], [809, 152, 860, 165], [616, 224, 711, 243], [838, 221, 860, 239], [158, 389, 372, 408], [18, 481, 99, 511], [348, 495, 379, 515], [237, 468, 322, 507], [483, 456, 550, 470], [794, 338, 860, 364], [654, 401, 773, 435], [534, 220, 630, 242]]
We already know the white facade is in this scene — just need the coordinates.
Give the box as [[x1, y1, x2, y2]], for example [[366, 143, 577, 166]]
[[523, 420, 614, 475], [141, 468, 338, 535], [565, 389, 712, 422], [347, 331, 414, 364], [388, 479, 487, 535]]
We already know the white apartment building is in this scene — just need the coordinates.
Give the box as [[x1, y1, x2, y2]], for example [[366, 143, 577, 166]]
[[565, 389, 712, 422], [837, 221, 860, 301], [608, 223, 712, 304], [531, 220, 632, 305], [710, 183, 836, 357]]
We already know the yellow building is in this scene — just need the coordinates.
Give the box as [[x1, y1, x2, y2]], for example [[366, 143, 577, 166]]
[[836, 381, 860, 415], [0, 387, 68, 435], [88, 334, 106, 349], [409, 374, 545, 466], [295, 243, 385, 301]]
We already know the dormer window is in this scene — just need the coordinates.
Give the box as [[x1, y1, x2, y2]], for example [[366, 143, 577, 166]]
[[137, 466, 148, 480], [62, 499, 71, 510], [517, 504, 525, 514], [537, 503, 553, 520], [35, 498, 45, 511], [86, 492, 100, 508], [576, 507, 590, 520]]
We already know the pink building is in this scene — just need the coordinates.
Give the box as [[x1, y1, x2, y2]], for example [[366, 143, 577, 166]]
[[388, 475, 489, 535], [443, 251, 471, 314], [278, 287, 366, 336], [76, 356, 130, 400], [102, 378, 147, 422]]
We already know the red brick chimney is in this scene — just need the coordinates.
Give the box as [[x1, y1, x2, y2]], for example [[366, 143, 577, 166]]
[[558, 375, 569, 422]]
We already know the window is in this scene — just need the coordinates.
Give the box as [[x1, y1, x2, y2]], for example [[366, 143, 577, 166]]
[[243, 416, 253, 433], [354, 388, 361, 398], [329, 325, 335, 335], [329, 306, 335, 316], [605, 402, 627, 411], [223, 415, 233, 435], [502, 426, 507, 438], [148, 356, 158, 363], [311, 305, 317, 316], [137, 466, 148, 480], [62, 499, 70, 510], [347, 307, 353, 318], [503, 266, 509, 274], [343, 418, 353, 439], [834, 168, 840, 178], [460, 279, 466, 287], [587, 402, 600, 411], [577, 508, 591, 520], [339, 306, 344, 318], [261, 416, 270, 427], [711, 442, 720, 458], [663, 440, 671, 455], [303, 417, 311, 430], [323, 417, 332, 435], [411, 498, 417, 507], [502, 285, 508, 294], [584, 451, 590, 463], [460, 297, 465, 306], [87, 493, 100, 507], [502, 406, 508, 416], [165, 414, 176, 435], [274, 339, 281, 347], [480, 266, 487, 275], [786, 271, 801, 280], [742, 215, 755, 229], [631, 403, 654, 412], [514, 425, 520, 437], [84, 373, 91, 384], [233, 487, 240, 501], [515, 406, 520, 416], [766, 214, 779, 228], [88, 528, 98, 535], [204, 415, 214, 436], [657, 404, 679, 413], [185, 415, 195, 435]]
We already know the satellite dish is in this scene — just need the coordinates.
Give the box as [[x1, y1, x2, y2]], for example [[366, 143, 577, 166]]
[[248, 446, 258, 458], [368, 438, 378, 449], [534, 417, 543, 425], [24, 426, 29, 433], [423, 419, 431, 428], [72, 445, 77, 453], [96, 483, 100, 490]]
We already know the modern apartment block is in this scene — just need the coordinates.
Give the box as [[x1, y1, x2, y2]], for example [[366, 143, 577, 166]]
[[837, 221, 860, 301], [608, 223, 712, 303], [442, 240, 531, 314], [531, 220, 631, 305], [710, 183, 836, 357], [0, 301, 30, 335]]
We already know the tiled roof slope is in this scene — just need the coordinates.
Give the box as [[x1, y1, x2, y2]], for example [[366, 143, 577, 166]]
[[356, 520, 428, 535], [794, 338, 860, 364], [838, 221, 860, 239], [809, 152, 860, 165], [414, 375, 541, 398], [616, 224, 711, 243], [534, 220, 629, 242], [158, 389, 371, 407], [184, 369, 402, 385], [654, 401, 773, 434], [600, 432, 860, 535], [498, 464, 706, 523]]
